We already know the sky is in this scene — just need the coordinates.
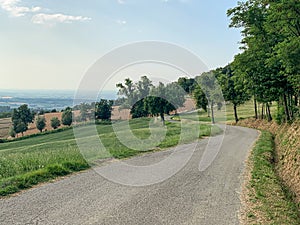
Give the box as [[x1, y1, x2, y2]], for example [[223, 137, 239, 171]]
[[0, 0, 242, 91]]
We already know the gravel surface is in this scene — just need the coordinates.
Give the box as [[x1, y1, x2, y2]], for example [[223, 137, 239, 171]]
[[0, 126, 258, 225]]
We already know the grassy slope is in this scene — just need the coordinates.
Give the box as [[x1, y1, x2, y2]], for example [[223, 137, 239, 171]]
[[242, 131, 300, 224], [0, 117, 221, 196]]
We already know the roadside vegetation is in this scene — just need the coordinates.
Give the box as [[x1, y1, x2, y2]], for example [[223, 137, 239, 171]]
[[242, 131, 300, 224]]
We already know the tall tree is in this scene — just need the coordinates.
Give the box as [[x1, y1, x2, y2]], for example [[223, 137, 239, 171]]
[[117, 76, 153, 118], [196, 72, 223, 124], [227, 0, 299, 122], [217, 65, 251, 123], [145, 82, 185, 125], [193, 85, 208, 113]]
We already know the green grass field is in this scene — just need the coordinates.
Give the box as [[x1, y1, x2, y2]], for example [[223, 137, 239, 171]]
[[0, 117, 221, 196], [173, 100, 277, 123]]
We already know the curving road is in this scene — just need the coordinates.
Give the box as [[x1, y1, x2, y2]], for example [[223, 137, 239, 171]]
[[0, 126, 258, 225]]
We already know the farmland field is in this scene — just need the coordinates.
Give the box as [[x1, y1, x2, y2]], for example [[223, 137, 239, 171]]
[[0, 118, 11, 139], [0, 117, 221, 196]]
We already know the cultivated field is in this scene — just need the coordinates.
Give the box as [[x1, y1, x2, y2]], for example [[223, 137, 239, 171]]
[[0, 118, 11, 139]]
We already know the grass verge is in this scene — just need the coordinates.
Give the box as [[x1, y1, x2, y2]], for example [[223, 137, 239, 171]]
[[243, 131, 300, 224]]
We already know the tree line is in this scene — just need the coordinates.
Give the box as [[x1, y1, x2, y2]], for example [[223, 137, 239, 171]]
[[179, 1, 299, 124], [9, 99, 114, 138], [226, 0, 299, 123]]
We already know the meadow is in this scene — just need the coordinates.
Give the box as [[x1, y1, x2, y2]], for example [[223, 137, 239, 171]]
[[0, 117, 221, 196], [172, 100, 277, 123]]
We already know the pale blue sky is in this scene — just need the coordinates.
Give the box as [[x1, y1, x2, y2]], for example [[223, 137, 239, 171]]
[[0, 0, 241, 90]]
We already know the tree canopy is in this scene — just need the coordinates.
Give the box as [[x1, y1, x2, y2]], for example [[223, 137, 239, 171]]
[[117, 76, 186, 124], [227, 0, 300, 123], [11, 104, 34, 136]]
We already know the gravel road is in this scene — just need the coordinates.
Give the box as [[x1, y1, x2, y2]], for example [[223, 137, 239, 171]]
[[0, 126, 258, 225]]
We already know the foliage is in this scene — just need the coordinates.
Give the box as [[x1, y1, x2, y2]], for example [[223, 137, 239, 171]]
[[195, 72, 224, 123], [9, 127, 16, 138], [193, 84, 208, 112], [117, 76, 185, 123], [78, 103, 90, 122], [95, 99, 114, 121], [35, 116, 46, 132], [217, 65, 251, 122], [177, 77, 196, 94], [227, 0, 299, 123], [50, 117, 61, 129], [11, 104, 34, 136], [146, 82, 185, 123], [0, 112, 11, 119], [61, 107, 72, 126]]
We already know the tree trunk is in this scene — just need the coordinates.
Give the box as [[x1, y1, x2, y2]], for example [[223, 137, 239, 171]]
[[254, 97, 258, 119], [283, 93, 291, 122], [233, 103, 239, 123], [160, 113, 165, 126], [211, 101, 215, 124], [266, 102, 272, 122], [289, 93, 294, 119], [261, 103, 264, 120]]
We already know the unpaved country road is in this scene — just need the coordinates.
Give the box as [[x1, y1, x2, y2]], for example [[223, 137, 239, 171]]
[[0, 126, 258, 225]]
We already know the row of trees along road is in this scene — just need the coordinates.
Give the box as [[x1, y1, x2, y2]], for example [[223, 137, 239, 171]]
[[116, 76, 185, 125], [178, 1, 299, 124], [227, 0, 299, 123]]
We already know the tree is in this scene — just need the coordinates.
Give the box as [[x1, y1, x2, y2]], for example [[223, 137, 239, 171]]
[[116, 78, 137, 108], [117, 76, 153, 118], [227, 0, 300, 122], [51, 117, 61, 129], [9, 126, 16, 138], [11, 104, 34, 136], [36, 116, 46, 132], [193, 85, 208, 113], [217, 65, 251, 123], [131, 100, 149, 118], [178, 77, 196, 94], [62, 108, 72, 126], [196, 72, 223, 124], [145, 82, 185, 125], [78, 103, 90, 122], [95, 99, 114, 121]]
